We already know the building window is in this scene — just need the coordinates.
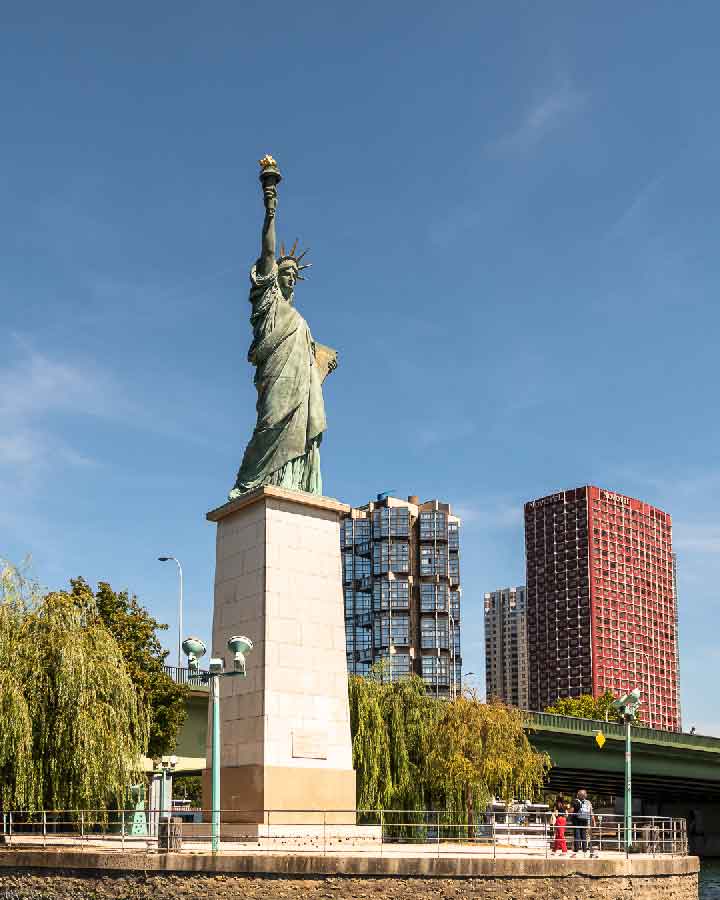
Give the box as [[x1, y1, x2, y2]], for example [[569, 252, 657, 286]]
[[373, 541, 410, 574], [355, 519, 371, 542], [354, 592, 371, 613], [343, 551, 371, 583], [355, 628, 372, 652], [421, 583, 449, 611], [420, 510, 448, 541], [341, 518, 371, 546], [374, 614, 410, 648], [390, 653, 411, 678], [340, 520, 354, 548], [450, 624, 461, 653], [422, 654, 450, 683], [373, 580, 410, 610], [420, 546, 448, 576], [421, 617, 449, 649], [448, 522, 459, 550], [450, 590, 461, 616], [449, 554, 460, 579], [373, 507, 410, 538]]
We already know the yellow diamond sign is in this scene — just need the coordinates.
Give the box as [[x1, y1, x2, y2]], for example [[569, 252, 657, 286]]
[[596, 732, 606, 749]]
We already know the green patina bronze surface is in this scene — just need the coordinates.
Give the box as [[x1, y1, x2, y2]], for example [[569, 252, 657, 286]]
[[229, 158, 337, 499]]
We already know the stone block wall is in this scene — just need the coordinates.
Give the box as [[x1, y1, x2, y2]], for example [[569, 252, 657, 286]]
[[0, 870, 699, 900]]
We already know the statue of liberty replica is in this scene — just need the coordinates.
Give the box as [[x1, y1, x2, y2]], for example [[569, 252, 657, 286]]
[[229, 156, 337, 499]]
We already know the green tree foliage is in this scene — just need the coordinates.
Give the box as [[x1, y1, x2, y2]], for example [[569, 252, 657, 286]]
[[69, 578, 188, 758], [348, 673, 550, 819], [545, 690, 624, 723], [349, 671, 439, 810], [427, 694, 551, 823], [0, 562, 149, 811]]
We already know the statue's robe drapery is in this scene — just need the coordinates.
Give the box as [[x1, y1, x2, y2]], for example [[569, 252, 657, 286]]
[[229, 262, 326, 498]]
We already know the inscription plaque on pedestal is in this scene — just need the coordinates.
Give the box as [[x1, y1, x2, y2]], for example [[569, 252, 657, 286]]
[[292, 729, 328, 760]]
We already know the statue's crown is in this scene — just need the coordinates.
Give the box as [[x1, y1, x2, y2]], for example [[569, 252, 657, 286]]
[[278, 239, 311, 280]]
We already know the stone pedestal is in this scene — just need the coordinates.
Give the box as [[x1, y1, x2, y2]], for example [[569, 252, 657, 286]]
[[202, 485, 356, 824]]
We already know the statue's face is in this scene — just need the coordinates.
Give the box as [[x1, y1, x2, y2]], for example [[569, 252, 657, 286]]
[[278, 262, 297, 299]]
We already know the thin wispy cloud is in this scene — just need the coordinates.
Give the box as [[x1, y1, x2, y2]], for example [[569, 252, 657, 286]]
[[0, 337, 133, 422], [0, 337, 210, 478], [0, 341, 128, 474], [607, 173, 666, 238], [489, 77, 586, 154], [0, 432, 96, 470]]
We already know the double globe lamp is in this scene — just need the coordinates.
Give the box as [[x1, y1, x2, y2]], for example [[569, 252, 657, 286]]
[[181, 633, 253, 852]]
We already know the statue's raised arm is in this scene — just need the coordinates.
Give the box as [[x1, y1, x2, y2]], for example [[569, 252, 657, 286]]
[[228, 156, 337, 501], [257, 155, 279, 276]]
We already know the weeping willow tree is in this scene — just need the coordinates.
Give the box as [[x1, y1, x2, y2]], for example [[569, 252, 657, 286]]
[[0, 561, 149, 811], [426, 694, 550, 826], [0, 566, 33, 810], [349, 669, 442, 810], [348, 672, 550, 820]]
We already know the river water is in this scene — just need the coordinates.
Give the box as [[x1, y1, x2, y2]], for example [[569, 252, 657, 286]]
[[701, 861, 720, 899]]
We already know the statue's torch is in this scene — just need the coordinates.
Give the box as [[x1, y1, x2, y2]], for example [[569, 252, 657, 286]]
[[258, 154, 282, 213]]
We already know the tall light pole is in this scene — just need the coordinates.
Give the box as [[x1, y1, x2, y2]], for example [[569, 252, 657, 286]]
[[611, 687, 641, 854], [158, 556, 183, 668], [182, 634, 253, 853]]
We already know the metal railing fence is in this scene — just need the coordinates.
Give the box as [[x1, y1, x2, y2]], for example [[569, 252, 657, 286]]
[[526, 711, 720, 751], [0, 810, 687, 858], [163, 665, 209, 688]]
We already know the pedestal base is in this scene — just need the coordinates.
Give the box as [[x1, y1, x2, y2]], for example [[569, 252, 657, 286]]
[[203, 486, 356, 824], [202, 765, 356, 824]]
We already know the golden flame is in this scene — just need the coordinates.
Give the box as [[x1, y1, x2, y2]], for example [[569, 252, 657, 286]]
[[258, 154, 277, 169]]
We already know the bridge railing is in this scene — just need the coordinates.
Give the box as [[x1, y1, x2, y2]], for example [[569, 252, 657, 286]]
[[163, 665, 210, 689], [1, 809, 687, 858], [525, 711, 720, 750]]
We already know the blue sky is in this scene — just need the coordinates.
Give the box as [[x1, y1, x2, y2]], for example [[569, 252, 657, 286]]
[[1, 2, 718, 733]]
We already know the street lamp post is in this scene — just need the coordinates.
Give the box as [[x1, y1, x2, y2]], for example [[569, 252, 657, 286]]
[[158, 556, 183, 668], [210, 665, 221, 849], [611, 687, 641, 854], [182, 634, 254, 853]]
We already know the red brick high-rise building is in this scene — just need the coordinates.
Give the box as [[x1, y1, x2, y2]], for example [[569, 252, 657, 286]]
[[525, 486, 680, 731]]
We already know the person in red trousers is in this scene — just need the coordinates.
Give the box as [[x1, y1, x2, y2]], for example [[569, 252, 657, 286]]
[[552, 799, 568, 854]]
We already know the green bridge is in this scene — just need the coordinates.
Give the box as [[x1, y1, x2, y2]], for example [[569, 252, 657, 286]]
[[526, 711, 720, 799]]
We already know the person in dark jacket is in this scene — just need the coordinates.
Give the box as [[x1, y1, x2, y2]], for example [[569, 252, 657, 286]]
[[571, 789, 597, 857]]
